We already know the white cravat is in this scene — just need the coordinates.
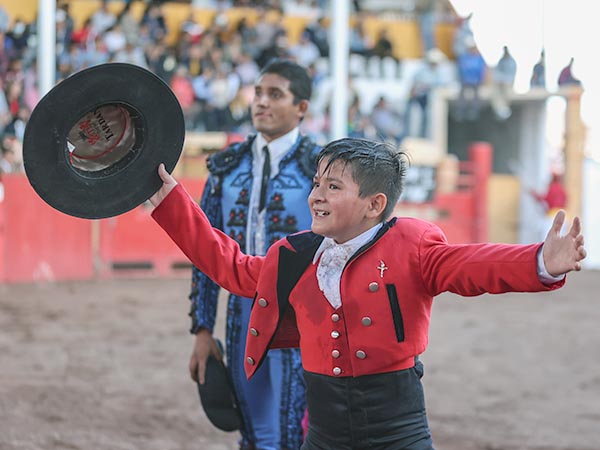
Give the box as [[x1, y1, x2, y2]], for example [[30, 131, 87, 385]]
[[314, 224, 382, 309]]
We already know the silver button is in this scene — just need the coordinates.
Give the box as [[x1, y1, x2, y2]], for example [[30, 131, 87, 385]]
[[249, 328, 259, 336], [361, 317, 372, 326], [355, 350, 366, 359], [331, 313, 340, 322], [331, 330, 340, 339], [258, 298, 268, 307], [333, 367, 342, 376], [246, 357, 255, 365], [332, 349, 340, 358], [368, 282, 379, 292]]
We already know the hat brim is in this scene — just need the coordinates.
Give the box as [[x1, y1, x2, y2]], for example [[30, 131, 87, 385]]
[[23, 63, 184, 219], [196, 340, 243, 432]]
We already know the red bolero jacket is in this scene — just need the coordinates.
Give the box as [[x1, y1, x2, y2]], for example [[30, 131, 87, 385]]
[[153, 185, 564, 379]]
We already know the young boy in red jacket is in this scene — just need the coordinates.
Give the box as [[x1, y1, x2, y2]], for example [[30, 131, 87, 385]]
[[150, 137, 586, 450]]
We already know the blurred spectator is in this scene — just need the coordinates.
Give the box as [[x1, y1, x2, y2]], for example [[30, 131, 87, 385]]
[[254, 8, 281, 55], [22, 60, 38, 111], [416, 0, 438, 52], [90, 0, 116, 35], [406, 48, 445, 137], [372, 28, 400, 77], [304, 16, 329, 57], [5, 104, 29, 142], [557, 57, 582, 87], [349, 17, 373, 58], [347, 96, 371, 139], [283, 0, 320, 20], [236, 17, 262, 61], [0, 145, 15, 175], [0, 6, 9, 33], [58, 42, 86, 79], [146, 40, 177, 83], [234, 52, 261, 85], [103, 23, 127, 55], [530, 49, 546, 89], [370, 95, 404, 143], [113, 41, 148, 68], [257, 30, 290, 68], [0, 79, 11, 134], [115, 1, 140, 46], [452, 12, 473, 59], [6, 17, 30, 58], [490, 45, 516, 120], [86, 35, 111, 68], [141, 2, 168, 43], [170, 65, 200, 130], [70, 17, 95, 48], [223, 87, 251, 132], [192, 65, 214, 130], [289, 31, 320, 67], [204, 67, 240, 130], [56, 3, 74, 55], [529, 170, 567, 240], [0, 132, 23, 173], [454, 38, 486, 121]]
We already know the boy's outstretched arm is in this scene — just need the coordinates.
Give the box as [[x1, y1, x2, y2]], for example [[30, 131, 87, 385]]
[[542, 210, 587, 277], [150, 163, 178, 207]]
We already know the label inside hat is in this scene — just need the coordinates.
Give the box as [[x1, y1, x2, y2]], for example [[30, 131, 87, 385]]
[[67, 104, 136, 172]]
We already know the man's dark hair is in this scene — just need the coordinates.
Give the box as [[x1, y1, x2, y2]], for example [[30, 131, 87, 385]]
[[259, 58, 312, 104], [316, 138, 409, 220]]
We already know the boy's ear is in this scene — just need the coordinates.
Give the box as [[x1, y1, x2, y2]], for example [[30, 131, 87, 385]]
[[368, 193, 388, 219]]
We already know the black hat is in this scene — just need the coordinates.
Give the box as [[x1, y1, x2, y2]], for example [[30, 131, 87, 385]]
[[196, 339, 243, 432], [23, 63, 185, 219]]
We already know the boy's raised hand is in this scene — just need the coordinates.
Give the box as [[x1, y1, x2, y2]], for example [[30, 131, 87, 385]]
[[149, 163, 178, 207], [542, 210, 586, 277]]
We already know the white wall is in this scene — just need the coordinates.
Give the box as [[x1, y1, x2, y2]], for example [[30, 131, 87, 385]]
[[583, 158, 600, 269]]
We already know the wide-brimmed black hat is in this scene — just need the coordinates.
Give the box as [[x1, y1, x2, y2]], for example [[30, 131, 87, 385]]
[[23, 63, 184, 219], [196, 339, 243, 432]]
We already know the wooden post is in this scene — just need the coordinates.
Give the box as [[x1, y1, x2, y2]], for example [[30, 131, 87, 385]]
[[562, 86, 586, 221]]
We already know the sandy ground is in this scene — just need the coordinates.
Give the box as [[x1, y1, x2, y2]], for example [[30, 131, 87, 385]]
[[1, 270, 599, 450]]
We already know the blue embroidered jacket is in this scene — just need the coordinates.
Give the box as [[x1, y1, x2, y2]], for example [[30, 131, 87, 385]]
[[189, 134, 321, 333]]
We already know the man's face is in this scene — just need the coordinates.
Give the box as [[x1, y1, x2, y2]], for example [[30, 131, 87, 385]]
[[251, 73, 307, 142], [308, 159, 376, 244]]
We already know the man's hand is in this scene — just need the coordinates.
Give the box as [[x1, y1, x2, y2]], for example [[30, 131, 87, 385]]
[[189, 328, 223, 384], [149, 163, 178, 207], [543, 210, 586, 277]]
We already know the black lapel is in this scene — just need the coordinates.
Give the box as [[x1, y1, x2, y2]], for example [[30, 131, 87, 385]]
[[276, 233, 324, 318]]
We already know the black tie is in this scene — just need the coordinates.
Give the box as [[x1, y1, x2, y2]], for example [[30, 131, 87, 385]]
[[259, 145, 270, 213]]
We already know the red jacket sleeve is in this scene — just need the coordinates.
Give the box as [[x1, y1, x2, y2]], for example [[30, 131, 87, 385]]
[[151, 184, 263, 298]]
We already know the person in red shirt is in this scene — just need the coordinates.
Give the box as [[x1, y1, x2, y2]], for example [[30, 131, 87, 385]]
[[150, 138, 586, 450], [530, 171, 568, 240]]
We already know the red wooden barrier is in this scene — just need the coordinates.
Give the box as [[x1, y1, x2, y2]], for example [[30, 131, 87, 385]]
[[0, 175, 93, 283], [97, 178, 205, 278], [0, 142, 491, 283]]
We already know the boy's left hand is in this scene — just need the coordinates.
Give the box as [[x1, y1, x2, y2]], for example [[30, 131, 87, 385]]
[[542, 210, 586, 277]]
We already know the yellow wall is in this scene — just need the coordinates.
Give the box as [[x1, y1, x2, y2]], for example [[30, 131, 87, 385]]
[[2, 0, 38, 24], [488, 174, 520, 243]]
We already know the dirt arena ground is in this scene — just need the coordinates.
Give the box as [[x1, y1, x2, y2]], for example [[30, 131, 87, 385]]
[[1, 270, 599, 450]]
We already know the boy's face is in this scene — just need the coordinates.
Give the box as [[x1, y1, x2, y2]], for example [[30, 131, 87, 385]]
[[308, 159, 381, 244], [251, 73, 308, 142]]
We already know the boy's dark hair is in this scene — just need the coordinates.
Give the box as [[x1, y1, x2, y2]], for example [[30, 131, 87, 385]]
[[260, 58, 312, 104], [316, 138, 408, 220]]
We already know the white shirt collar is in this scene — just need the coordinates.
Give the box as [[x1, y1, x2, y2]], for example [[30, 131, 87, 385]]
[[254, 127, 299, 174], [313, 223, 383, 265]]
